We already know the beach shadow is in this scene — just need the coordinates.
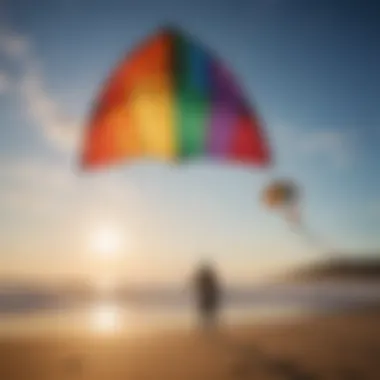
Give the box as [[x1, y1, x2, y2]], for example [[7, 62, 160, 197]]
[[231, 353, 319, 380], [229, 359, 252, 378], [265, 358, 318, 380], [61, 354, 84, 378], [210, 334, 319, 380], [338, 368, 366, 380]]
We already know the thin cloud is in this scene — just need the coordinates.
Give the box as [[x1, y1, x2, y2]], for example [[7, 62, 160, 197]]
[[298, 130, 353, 168], [0, 30, 29, 59], [276, 124, 354, 168], [0, 28, 81, 151], [20, 67, 81, 150]]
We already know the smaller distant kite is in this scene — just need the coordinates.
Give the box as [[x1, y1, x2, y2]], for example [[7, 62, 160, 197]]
[[262, 180, 333, 254], [262, 179, 301, 225]]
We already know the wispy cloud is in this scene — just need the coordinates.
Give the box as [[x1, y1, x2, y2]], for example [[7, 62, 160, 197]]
[[0, 28, 80, 151], [0, 30, 30, 59], [298, 130, 353, 168], [20, 67, 81, 150], [276, 124, 355, 169]]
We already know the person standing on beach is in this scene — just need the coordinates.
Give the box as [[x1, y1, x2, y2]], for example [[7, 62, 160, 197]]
[[193, 261, 221, 329]]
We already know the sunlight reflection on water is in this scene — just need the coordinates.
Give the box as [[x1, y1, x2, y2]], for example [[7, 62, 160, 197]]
[[1, 283, 380, 337], [91, 304, 121, 333]]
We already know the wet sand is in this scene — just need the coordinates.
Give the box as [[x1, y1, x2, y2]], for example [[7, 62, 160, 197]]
[[0, 310, 379, 380]]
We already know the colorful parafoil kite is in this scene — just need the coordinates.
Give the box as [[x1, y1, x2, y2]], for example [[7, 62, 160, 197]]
[[80, 26, 271, 168]]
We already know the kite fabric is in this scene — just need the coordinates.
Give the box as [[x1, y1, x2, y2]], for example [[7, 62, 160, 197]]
[[81, 27, 271, 168], [262, 180, 299, 209], [262, 179, 302, 226]]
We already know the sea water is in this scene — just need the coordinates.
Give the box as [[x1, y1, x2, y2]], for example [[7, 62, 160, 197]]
[[0, 282, 379, 337]]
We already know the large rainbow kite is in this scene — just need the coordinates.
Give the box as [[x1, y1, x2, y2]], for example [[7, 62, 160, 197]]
[[81, 26, 271, 168]]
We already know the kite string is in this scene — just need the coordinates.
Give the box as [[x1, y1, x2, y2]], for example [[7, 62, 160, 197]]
[[284, 203, 337, 257]]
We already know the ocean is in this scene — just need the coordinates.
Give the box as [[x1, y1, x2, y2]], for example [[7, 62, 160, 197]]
[[1, 282, 379, 337]]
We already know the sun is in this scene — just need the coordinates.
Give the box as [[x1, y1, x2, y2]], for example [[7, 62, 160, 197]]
[[90, 226, 124, 258]]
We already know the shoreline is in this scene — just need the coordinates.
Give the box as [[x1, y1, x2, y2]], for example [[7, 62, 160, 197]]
[[0, 302, 370, 340]]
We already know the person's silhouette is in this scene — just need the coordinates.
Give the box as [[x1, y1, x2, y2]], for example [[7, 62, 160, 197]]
[[193, 261, 221, 329]]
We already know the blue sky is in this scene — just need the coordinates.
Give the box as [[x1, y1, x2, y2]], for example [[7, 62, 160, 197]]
[[0, 0, 379, 282]]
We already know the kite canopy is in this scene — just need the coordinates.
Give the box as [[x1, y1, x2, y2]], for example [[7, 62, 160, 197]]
[[81, 26, 271, 169], [262, 179, 301, 226], [262, 180, 299, 209]]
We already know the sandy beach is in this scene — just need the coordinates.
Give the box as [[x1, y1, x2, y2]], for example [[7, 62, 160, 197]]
[[0, 310, 379, 380]]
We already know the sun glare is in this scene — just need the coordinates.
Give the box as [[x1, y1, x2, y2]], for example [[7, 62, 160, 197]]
[[91, 304, 120, 333], [95, 277, 116, 293], [90, 226, 124, 258]]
